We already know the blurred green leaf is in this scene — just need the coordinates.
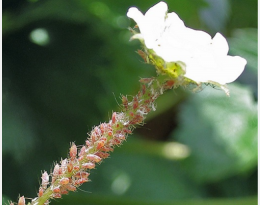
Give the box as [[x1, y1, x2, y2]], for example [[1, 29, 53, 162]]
[[2, 94, 37, 162], [53, 194, 257, 205], [199, 0, 230, 33], [172, 83, 257, 182], [229, 28, 258, 74], [75, 144, 205, 201]]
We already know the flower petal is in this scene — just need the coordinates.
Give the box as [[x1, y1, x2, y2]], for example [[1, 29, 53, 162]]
[[216, 56, 247, 84], [127, 7, 144, 27], [212, 33, 229, 56], [127, 2, 247, 86]]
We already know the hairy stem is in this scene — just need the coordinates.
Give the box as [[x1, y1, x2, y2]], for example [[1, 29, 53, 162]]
[[13, 74, 176, 205]]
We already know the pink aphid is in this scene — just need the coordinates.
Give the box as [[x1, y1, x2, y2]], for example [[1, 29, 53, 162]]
[[96, 152, 110, 159], [74, 178, 88, 185], [97, 140, 105, 150], [139, 78, 153, 84], [94, 126, 101, 136], [78, 155, 84, 161], [59, 177, 69, 185], [70, 143, 77, 160], [52, 193, 62, 198], [18, 196, 25, 205], [122, 95, 128, 109], [53, 164, 60, 176], [67, 162, 73, 173], [60, 189, 69, 195], [112, 112, 117, 124], [66, 184, 76, 192], [86, 140, 91, 147], [82, 162, 95, 169], [86, 154, 102, 163], [41, 171, 49, 189], [133, 96, 139, 110], [75, 171, 90, 179], [107, 130, 113, 137], [100, 123, 108, 134], [53, 186, 60, 193], [78, 146, 86, 157], [141, 84, 146, 95], [73, 165, 80, 171], [38, 187, 44, 197]]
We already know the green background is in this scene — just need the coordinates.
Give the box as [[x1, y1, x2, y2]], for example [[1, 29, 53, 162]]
[[2, 0, 257, 204]]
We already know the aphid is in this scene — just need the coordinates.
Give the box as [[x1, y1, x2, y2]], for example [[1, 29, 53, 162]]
[[82, 162, 95, 169], [59, 177, 69, 185], [41, 171, 49, 189], [100, 123, 107, 134], [78, 156, 84, 161], [122, 95, 128, 109], [53, 187, 60, 193], [117, 134, 126, 140], [90, 132, 98, 143], [74, 178, 88, 185], [78, 146, 86, 157], [52, 193, 61, 199], [53, 164, 59, 176], [96, 152, 110, 159], [66, 184, 76, 192], [60, 189, 69, 195], [70, 143, 77, 160], [137, 49, 148, 63], [97, 140, 105, 150], [75, 171, 90, 179], [38, 187, 44, 197], [108, 131, 113, 137], [133, 96, 139, 110], [44, 200, 50, 205], [139, 78, 153, 84], [123, 128, 132, 134], [73, 165, 80, 171], [100, 146, 114, 152], [112, 112, 117, 124], [141, 84, 146, 95], [94, 127, 101, 136], [86, 154, 102, 163], [18, 196, 25, 205], [165, 80, 174, 88], [67, 162, 73, 173], [86, 140, 91, 147], [113, 138, 122, 145]]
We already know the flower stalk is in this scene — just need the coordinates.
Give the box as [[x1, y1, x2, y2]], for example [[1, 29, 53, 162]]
[[12, 74, 176, 205]]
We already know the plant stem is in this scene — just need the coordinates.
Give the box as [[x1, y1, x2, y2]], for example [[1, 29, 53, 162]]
[[13, 74, 176, 205]]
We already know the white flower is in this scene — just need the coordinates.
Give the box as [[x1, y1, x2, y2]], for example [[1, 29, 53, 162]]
[[127, 1, 247, 85]]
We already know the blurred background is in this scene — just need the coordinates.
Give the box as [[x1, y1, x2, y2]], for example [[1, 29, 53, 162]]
[[2, 0, 257, 204]]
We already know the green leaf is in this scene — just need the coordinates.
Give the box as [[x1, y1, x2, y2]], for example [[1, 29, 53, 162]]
[[53, 194, 257, 205], [229, 28, 258, 74], [172, 83, 257, 182]]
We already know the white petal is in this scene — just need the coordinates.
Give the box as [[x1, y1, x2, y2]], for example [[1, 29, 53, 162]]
[[127, 2, 247, 86], [142, 2, 168, 48], [145, 1, 168, 19], [212, 33, 229, 56], [165, 12, 185, 31], [127, 7, 144, 26], [130, 33, 144, 41], [216, 56, 247, 84]]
